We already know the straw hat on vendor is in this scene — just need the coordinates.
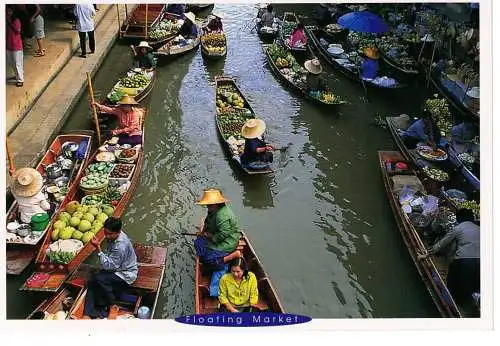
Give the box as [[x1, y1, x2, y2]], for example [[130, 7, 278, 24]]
[[136, 41, 153, 51], [363, 47, 380, 60], [184, 12, 196, 24], [242, 118, 267, 139], [196, 188, 229, 205], [304, 58, 323, 75], [10, 167, 44, 197]]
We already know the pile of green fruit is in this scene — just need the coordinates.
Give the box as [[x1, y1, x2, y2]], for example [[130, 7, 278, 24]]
[[82, 194, 103, 206], [119, 73, 150, 89], [425, 97, 453, 140], [107, 89, 126, 104], [281, 22, 297, 38], [86, 162, 115, 175], [47, 251, 75, 265], [456, 200, 480, 218], [102, 186, 122, 205], [80, 172, 108, 190], [51, 201, 115, 246], [218, 111, 255, 140]]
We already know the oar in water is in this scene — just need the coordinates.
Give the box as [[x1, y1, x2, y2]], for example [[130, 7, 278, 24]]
[[181, 232, 199, 236]]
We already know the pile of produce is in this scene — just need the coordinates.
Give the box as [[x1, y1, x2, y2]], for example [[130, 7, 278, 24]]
[[202, 32, 226, 54], [86, 162, 115, 176], [80, 172, 108, 190], [218, 110, 255, 140], [308, 90, 343, 104], [425, 97, 453, 140], [422, 166, 449, 182], [444, 62, 479, 90], [118, 73, 150, 89], [107, 89, 126, 104], [455, 199, 480, 219], [49, 201, 114, 260], [348, 32, 376, 52], [281, 21, 297, 39], [82, 194, 103, 206], [101, 186, 123, 206], [376, 36, 416, 69], [216, 85, 247, 113], [268, 43, 306, 83], [110, 164, 134, 179], [149, 19, 181, 40], [457, 152, 475, 166]]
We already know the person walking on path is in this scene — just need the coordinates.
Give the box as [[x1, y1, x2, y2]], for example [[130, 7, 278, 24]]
[[74, 4, 96, 58], [30, 5, 46, 57], [6, 5, 24, 87]]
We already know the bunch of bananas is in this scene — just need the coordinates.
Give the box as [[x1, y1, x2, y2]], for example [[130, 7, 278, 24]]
[[202, 33, 226, 53]]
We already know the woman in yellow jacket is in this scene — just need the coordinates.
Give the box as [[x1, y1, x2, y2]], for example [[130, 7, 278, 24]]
[[218, 257, 259, 312]]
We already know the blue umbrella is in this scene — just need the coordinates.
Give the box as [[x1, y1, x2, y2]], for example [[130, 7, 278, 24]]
[[338, 11, 389, 34]]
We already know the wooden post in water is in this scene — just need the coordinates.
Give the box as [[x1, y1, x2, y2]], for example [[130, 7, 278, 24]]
[[6, 138, 15, 176], [116, 4, 121, 37], [144, 4, 149, 39], [86, 72, 102, 146]]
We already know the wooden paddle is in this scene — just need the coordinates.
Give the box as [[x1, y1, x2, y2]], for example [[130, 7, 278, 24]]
[[6, 138, 15, 176], [86, 72, 102, 146], [181, 232, 199, 236]]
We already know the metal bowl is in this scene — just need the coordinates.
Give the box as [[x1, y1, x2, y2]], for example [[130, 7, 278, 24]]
[[45, 163, 63, 180], [16, 224, 32, 237], [54, 176, 69, 188]]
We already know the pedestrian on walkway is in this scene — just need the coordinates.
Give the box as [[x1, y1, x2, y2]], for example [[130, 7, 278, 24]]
[[30, 5, 46, 57], [6, 5, 24, 87], [14, 4, 33, 49], [74, 4, 96, 58]]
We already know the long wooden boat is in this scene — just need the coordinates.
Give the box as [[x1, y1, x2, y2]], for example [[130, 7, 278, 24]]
[[155, 25, 202, 63], [425, 69, 479, 123], [215, 76, 273, 175], [385, 114, 480, 202], [280, 12, 307, 59], [27, 243, 167, 320], [120, 4, 165, 43], [305, 26, 408, 90], [378, 150, 462, 318], [6, 132, 93, 276], [67, 243, 167, 319], [256, 7, 278, 42], [147, 12, 182, 50], [201, 31, 227, 60], [265, 44, 346, 107], [20, 111, 148, 292], [104, 69, 156, 106], [195, 231, 284, 314]]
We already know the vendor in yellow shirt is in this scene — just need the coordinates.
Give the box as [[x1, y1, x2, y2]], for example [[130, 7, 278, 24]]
[[218, 257, 259, 313]]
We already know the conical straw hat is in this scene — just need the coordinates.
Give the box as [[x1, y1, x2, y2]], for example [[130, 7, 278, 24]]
[[11, 167, 43, 197], [184, 12, 196, 24], [196, 189, 229, 205], [241, 118, 266, 139], [117, 95, 139, 105], [304, 58, 323, 74]]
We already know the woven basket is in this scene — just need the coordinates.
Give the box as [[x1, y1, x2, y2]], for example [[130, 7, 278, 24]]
[[80, 184, 108, 196]]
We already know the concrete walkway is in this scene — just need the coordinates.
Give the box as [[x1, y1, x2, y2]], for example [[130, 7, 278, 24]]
[[7, 5, 132, 171]]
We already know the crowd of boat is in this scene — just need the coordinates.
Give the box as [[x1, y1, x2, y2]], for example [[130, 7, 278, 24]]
[[5, 3, 480, 319]]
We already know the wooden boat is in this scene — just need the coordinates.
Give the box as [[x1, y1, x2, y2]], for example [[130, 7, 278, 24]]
[[425, 68, 479, 123], [6, 132, 93, 276], [255, 7, 278, 42], [305, 26, 408, 90], [201, 30, 227, 60], [280, 12, 307, 59], [67, 243, 167, 319], [20, 111, 148, 292], [27, 243, 167, 320], [195, 231, 284, 314], [147, 12, 182, 50], [265, 44, 346, 107], [378, 150, 462, 318], [155, 25, 202, 63], [385, 114, 480, 202], [215, 76, 273, 175], [104, 69, 156, 106], [120, 4, 165, 43]]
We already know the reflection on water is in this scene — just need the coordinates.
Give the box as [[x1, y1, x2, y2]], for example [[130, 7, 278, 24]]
[[7, 3, 439, 319]]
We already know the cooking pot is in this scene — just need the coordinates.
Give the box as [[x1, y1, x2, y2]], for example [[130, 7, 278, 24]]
[[54, 176, 69, 188], [45, 163, 63, 180], [61, 142, 79, 159]]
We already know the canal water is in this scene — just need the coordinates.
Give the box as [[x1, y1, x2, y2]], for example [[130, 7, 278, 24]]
[[7, 4, 439, 318]]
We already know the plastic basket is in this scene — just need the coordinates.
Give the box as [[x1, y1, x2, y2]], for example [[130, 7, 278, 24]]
[[80, 183, 108, 196]]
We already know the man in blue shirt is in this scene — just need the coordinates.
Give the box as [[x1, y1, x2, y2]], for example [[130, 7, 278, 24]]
[[360, 47, 380, 80], [84, 217, 138, 319], [400, 110, 442, 149], [240, 119, 275, 169]]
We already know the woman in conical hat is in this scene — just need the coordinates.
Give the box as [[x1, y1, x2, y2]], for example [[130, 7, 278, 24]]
[[193, 189, 242, 270], [179, 12, 198, 39], [130, 41, 156, 71], [240, 118, 275, 169], [10, 167, 51, 223], [360, 47, 380, 80], [304, 58, 325, 91], [93, 94, 144, 145]]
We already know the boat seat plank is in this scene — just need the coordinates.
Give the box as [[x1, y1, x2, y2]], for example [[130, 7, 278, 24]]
[[131, 265, 164, 291]]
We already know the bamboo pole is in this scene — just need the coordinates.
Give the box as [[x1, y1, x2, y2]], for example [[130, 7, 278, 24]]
[[6, 138, 15, 176], [145, 4, 149, 39], [86, 72, 102, 146], [426, 41, 437, 88], [116, 4, 121, 37]]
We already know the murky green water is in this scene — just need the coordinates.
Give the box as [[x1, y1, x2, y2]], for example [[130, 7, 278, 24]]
[[7, 4, 439, 319]]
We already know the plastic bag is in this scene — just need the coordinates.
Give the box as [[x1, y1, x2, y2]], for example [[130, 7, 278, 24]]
[[421, 195, 439, 217], [209, 265, 228, 297]]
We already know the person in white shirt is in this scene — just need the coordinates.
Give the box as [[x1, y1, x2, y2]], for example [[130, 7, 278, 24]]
[[74, 4, 96, 58], [10, 168, 50, 224]]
